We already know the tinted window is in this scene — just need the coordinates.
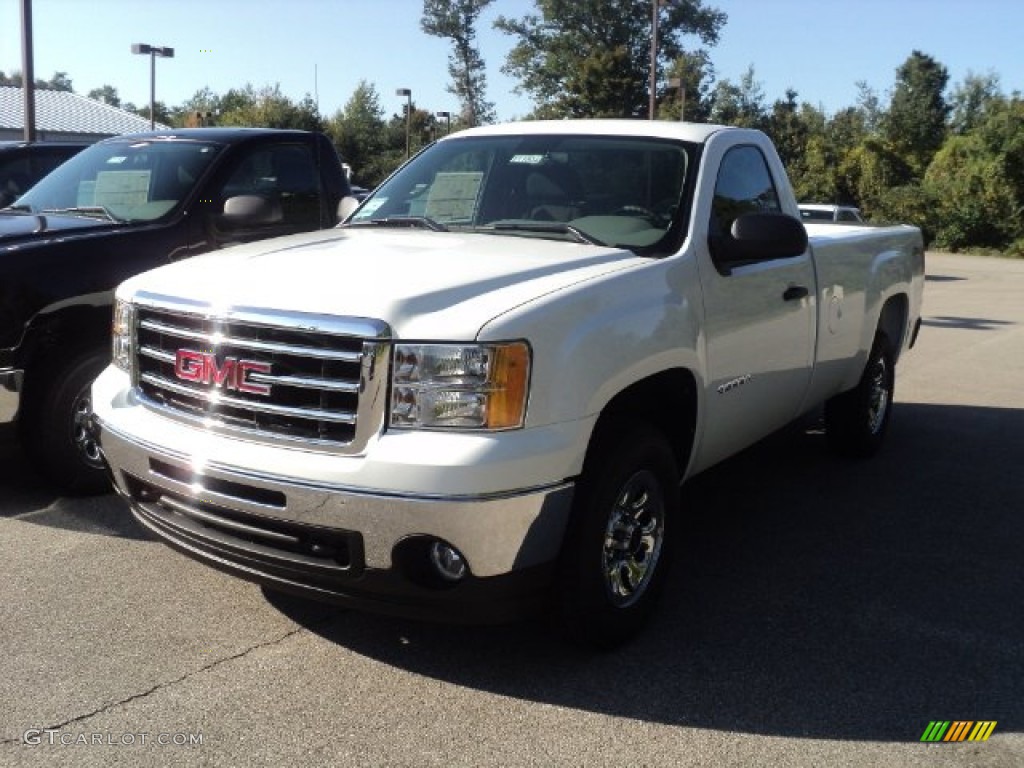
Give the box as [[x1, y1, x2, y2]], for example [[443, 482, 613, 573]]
[[351, 134, 693, 254], [710, 145, 781, 238], [16, 140, 222, 222], [217, 143, 322, 229], [800, 209, 833, 222]]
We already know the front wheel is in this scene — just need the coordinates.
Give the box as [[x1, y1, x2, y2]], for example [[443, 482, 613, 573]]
[[21, 349, 111, 495], [555, 424, 679, 649], [825, 332, 895, 458]]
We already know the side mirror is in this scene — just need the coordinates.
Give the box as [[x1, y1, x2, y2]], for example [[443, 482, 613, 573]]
[[221, 195, 283, 226], [337, 195, 360, 222], [710, 212, 808, 267]]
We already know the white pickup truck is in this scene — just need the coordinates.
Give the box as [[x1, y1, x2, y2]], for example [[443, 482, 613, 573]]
[[91, 121, 924, 647]]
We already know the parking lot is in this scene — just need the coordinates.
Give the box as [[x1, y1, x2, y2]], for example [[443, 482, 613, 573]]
[[1, 252, 1021, 767]]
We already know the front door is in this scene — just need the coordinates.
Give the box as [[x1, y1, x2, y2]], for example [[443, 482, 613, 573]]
[[693, 143, 816, 471]]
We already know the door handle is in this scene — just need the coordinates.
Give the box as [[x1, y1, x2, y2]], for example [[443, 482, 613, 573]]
[[783, 285, 809, 301]]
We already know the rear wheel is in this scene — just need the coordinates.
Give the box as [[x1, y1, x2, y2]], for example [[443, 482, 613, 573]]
[[825, 332, 895, 458], [21, 349, 111, 495], [556, 423, 679, 649]]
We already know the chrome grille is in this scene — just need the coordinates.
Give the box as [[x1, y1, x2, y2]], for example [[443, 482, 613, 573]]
[[131, 294, 390, 453]]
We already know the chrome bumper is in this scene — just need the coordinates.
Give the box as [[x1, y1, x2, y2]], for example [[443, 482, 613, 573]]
[[93, 415, 574, 618], [0, 368, 23, 425]]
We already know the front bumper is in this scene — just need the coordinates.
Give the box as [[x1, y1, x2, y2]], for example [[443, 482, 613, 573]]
[[0, 367, 23, 425], [93, 415, 575, 622]]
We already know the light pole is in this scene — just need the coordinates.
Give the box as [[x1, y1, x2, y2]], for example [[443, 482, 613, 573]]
[[435, 110, 452, 136], [668, 77, 686, 121], [649, 0, 676, 120], [131, 43, 174, 130], [396, 88, 412, 158]]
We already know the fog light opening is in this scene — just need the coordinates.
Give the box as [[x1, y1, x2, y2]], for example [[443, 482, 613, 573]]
[[429, 541, 467, 582]]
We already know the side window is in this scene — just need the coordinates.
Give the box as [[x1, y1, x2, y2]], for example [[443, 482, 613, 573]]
[[709, 145, 781, 239], [0, 157, 31, 206], [35, 149, 79, 177], [218, 143, 321, 229]]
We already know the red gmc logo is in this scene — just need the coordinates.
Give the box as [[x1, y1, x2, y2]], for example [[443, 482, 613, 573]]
[[174, 349, 272, 396]]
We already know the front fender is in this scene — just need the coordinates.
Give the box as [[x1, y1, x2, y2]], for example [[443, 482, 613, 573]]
[[478, 252, 705, 443]]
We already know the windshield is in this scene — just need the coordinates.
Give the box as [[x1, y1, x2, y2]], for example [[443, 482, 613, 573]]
[[13, 139, 222, 222], [349, 134, 694, 254]]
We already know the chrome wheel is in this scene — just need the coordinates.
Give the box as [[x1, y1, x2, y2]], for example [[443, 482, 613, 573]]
[[866, 356, 890, 435], [825, 332, 895, 459], [602, 469, 666, 608], [71, 384, 104, 469]]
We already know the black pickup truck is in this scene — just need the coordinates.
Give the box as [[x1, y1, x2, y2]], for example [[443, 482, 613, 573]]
[[0, 127, 357, 492]]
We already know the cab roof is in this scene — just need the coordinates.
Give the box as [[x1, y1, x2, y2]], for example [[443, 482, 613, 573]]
[[445, 119, 731, 145], [97, 127, 314, 145]]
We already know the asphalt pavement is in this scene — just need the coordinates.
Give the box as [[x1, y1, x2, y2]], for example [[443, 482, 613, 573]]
[[1, 252, 1021, 767]]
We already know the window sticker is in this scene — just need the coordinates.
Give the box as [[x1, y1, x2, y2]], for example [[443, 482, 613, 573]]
[[423, 171, 484, 221], [76, 181, 96, 207], [509, 154, 545, 165], [93, 170, 151, 208]]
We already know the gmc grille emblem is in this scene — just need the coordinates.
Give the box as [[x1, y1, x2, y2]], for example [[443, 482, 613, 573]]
[[174, 349, 272, 396]]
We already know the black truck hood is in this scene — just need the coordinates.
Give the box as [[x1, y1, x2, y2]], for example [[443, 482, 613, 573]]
[[0, 210, 114, 242]]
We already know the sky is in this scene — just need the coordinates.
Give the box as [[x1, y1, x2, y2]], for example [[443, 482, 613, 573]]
[[1, 0, 1021, 123]]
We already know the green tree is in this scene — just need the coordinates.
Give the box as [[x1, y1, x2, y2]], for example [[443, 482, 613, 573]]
[[883, 50, 950, 178], [42, 71, 73, 91], [495, 0, 726, 118], [217, 84, 324, 131], [326, 81, 398, 186], [87, 84, 121, 107], [0, 70, 73, 91], [853, 81, 883, 134], [949, 71, 1002, 135], [421, 0, 495, 126], [129, 101, 173, 127], [660, 49, 715, 122], [709, 65, 766, 128], [925, 94, 1024, 252], [172, 86, 222, 126]]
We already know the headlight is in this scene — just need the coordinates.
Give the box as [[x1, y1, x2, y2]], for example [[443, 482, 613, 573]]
[[390, 342, 530, 430], [111, 299, 135, 374]]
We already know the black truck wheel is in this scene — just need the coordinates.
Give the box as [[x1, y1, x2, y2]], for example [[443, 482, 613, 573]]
[[21, 349, 111, 495], [556, 423, 679, 649], [825, 332, 895, 458]]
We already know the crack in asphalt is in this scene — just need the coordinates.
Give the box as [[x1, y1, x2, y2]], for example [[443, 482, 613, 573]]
[[0, 620, 334, 746]]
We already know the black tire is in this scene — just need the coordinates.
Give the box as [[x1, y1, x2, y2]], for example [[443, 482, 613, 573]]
[[555, 423, 679, 649], [21, 349, 111, 495], [825, 332, 895, 458]]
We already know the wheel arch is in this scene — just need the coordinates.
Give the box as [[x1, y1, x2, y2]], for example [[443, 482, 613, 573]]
[[876, 293, 909, 363], [583, 368, 698, 482], [19, 302, 113, 406]]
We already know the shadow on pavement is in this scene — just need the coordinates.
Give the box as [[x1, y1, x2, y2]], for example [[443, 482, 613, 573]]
[[268, 401, 1024, 742], [0, 423, 146, 540], [921, 316, 1016, 331], [0, 423, 60, 516]]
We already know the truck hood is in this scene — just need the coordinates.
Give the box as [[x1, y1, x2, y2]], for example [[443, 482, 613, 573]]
[[121, 227, 646, 339], [0, 209, 112, 241]]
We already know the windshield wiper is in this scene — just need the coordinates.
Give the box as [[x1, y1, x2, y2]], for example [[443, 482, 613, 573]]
[[349, 215, 448, 232], [40, 205, 123, 223], [1, 204, 33, 213], [485, 221, 607, 247]]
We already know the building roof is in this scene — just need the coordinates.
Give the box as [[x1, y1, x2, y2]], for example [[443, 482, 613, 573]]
[[0, 86, 169, 138]]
